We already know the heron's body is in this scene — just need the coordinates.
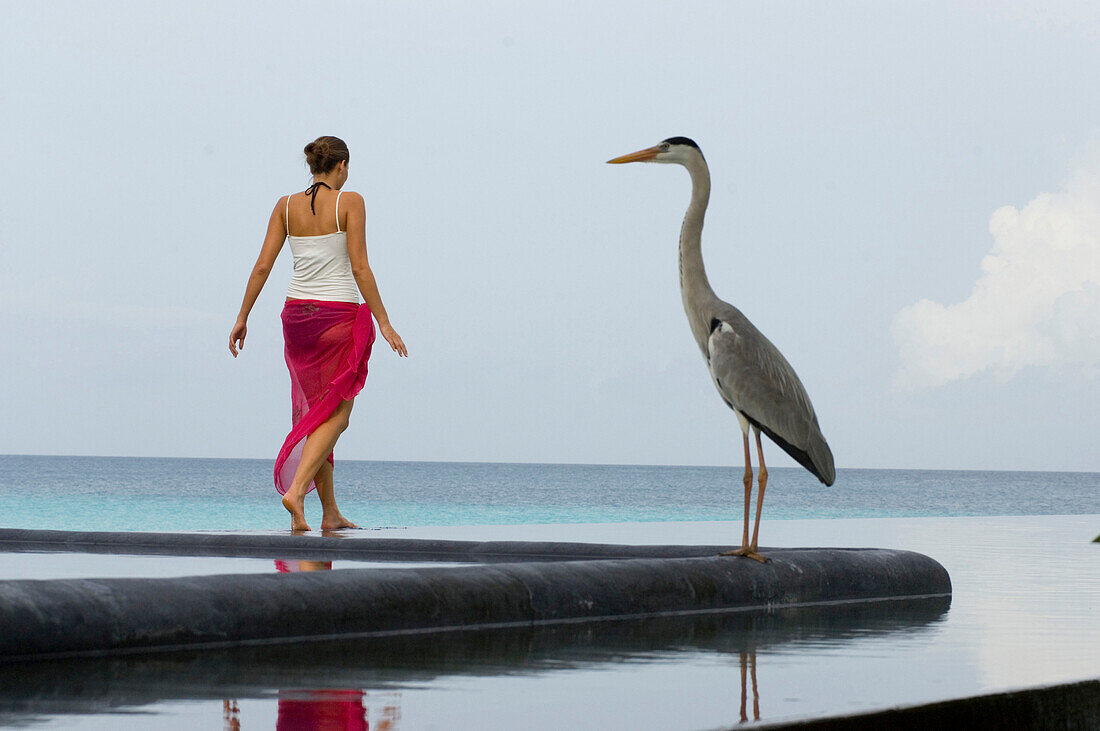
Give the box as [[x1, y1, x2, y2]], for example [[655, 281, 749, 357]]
[[609, 137, 834, 560]]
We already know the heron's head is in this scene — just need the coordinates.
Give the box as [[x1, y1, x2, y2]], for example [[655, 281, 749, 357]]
[[606, 136, 704, 166]]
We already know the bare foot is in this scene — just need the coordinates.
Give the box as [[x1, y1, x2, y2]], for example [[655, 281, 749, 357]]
[[281, 491, 311, 532], [721, 547, 769, 563], [320, 513, 359, 531]]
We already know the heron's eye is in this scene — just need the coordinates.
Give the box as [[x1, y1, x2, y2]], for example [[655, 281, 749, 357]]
[[660, 143, 670, 151]]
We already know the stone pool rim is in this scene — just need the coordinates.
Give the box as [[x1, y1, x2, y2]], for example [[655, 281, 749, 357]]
[[0, 529, 951, 661]]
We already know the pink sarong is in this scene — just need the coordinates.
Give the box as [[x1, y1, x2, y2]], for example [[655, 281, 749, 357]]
[[274, 299, 376, 495]]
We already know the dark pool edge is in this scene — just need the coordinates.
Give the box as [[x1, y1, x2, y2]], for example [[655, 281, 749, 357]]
[[754, 677, 1100, 730], [0, 547, 950, 660]]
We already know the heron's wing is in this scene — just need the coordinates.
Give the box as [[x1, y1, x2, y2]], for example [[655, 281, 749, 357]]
[[706, 309, 835, 485]]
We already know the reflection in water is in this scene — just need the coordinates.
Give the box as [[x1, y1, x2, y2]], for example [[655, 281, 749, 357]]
[[739, 651, 759, 723], [276, 689, 366, 730], [1, 595, 948, 728], [264, 560, 380, 730], [222, 692, 400, 731], [274, 559, 334, 573], [223, 699, 239, 730]]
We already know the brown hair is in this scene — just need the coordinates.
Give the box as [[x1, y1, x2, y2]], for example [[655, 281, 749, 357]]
[[303, 136, 350, 175]]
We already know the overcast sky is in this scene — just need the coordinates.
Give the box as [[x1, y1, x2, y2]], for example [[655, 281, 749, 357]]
[[2, 1, 1098, 471]]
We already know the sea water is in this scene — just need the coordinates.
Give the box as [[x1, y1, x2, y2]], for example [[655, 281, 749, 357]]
[[0, 455, 1097, 730], [0, 455, 1094, 531]]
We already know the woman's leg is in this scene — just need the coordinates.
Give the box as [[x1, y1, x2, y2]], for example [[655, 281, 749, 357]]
[[315, 460, 358, 530], [282, 399, 355, 531]]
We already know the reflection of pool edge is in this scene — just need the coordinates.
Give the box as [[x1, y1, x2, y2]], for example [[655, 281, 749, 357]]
[[0, 595, 952, 722], [0, 546, 950, 661]]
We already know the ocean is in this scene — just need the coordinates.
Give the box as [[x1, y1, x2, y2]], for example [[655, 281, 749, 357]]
[[0, 455, 1097, 730], [0, 455, 1095, 531]]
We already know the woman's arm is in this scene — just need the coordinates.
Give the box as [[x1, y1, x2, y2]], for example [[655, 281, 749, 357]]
[[344, 192, 408, 357], [229, 199, 287, 357]]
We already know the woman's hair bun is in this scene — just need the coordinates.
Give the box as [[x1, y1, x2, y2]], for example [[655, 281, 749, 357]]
[[304, 136, 349, 175]]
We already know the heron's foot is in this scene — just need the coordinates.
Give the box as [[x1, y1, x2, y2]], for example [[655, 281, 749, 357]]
[[721, 547, 769, 563]]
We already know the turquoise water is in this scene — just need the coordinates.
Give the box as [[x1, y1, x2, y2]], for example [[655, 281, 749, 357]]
[[1, 455, 1095, 531]]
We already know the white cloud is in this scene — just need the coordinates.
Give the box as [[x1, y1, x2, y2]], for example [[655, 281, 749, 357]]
[[1006, 0, 1100, 37], [893, 149, 1100, 388]]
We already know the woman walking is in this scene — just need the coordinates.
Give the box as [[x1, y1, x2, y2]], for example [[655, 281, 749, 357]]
[[230, 136, 407, 531]]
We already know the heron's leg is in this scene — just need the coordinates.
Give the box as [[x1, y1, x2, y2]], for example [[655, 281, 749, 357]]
[[748, 430, 768, 560], [739, 651, 748, 723], [741, 433, 752, 548], [749, 649, 760, 720], [721, 434, 754, 556]]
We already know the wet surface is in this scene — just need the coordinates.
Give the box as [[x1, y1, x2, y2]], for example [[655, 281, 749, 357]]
[[0, 515, 1096, 729], [0, 596, 950, 728], [0, 552, 468, 581]]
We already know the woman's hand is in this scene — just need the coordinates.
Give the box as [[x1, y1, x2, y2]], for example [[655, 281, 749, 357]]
[[380, 322, 407, 357], [229, 320, 247, 358]]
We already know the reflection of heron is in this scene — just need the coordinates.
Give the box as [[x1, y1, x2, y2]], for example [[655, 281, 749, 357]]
[[609, 138, 835, 562], [739, 650, 759, 723]]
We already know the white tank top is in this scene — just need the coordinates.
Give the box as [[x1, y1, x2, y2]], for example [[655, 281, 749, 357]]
[[284, 189, 361, 303]]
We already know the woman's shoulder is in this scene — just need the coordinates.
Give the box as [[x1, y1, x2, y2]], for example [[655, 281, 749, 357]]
[[270, 193, 292, 219], [337, 190, 365, 206]]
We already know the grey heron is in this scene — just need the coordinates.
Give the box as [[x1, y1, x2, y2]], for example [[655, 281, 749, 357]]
[[608, 137, 835, 562]]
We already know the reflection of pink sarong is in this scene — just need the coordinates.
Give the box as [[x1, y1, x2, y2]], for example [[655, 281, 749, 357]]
[[274, 299, 375, 495], [276, 689, 367, 731]]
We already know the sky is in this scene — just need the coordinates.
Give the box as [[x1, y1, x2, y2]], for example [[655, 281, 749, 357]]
[[1, 1, 1098, 471]]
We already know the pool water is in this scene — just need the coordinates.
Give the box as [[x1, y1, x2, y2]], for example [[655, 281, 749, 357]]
[[0, 552, 468, 581], [1, 514, 1097, 729]]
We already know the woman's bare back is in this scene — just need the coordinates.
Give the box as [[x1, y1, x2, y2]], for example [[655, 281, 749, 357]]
[[285, 186, 347, 237]]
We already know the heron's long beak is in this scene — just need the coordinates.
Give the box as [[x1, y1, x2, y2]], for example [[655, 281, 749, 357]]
[[606, 146, 660, 164]]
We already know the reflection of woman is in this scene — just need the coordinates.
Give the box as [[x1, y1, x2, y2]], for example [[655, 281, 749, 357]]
[[277, 689, 367, 731], [230, 136, 407, 531], [271, 560, 366, 730], [274, 559, 332, 573]]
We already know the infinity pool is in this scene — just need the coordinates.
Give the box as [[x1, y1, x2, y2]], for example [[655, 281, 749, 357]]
[[1, 514, 1096, 729], [0, 552, 468, 581]]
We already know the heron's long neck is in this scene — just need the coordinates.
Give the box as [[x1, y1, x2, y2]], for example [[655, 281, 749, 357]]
[[679, 157, 718, 351]]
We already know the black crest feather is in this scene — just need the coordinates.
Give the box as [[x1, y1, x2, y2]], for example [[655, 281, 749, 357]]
[[662, 136, 700, 150], [661, 136, 703, 160]]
